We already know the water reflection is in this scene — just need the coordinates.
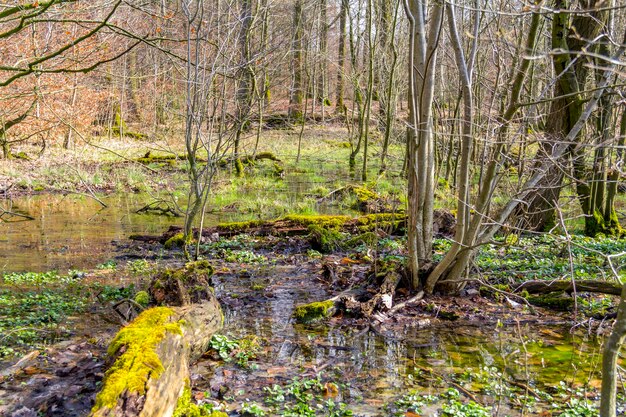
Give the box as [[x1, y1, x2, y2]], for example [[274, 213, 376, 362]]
[[209, 265, 604, 415], [0, 194, 182, 273]]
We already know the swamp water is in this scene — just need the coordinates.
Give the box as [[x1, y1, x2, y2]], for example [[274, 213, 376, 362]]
[[0, 193, 611, 416]]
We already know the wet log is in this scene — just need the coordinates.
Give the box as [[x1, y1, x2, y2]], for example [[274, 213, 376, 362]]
[[91, 262, 223, 417], [144, 213, 408, 245], [516, 280, 622, 296], [293, 288, 369, 323], [293, 271, 402, 323]]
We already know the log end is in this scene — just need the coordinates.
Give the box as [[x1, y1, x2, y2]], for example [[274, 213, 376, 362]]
[[150, 261, 214, 306]]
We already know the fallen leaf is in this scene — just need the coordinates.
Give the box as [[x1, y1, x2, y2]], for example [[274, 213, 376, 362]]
[[323, 382, 339, 398]]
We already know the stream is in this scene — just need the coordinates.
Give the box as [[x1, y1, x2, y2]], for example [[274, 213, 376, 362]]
[[0, 193, 611, 416]]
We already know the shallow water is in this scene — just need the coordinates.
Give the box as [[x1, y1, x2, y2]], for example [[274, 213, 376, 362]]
[[0, 193, 609, 416], [203, 263, 605, 416], [0, 193, 185, 273]]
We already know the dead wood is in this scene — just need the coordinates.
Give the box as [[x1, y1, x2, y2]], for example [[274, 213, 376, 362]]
[[91, 262, 223, 417], [136, 200, 182, 217], [516, 280, 622, 296], [144, 213, 407, 245]]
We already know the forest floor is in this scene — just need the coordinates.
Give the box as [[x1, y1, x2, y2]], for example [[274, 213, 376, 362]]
[[1, 226, 623, 416], [2, 124, 626, 415]]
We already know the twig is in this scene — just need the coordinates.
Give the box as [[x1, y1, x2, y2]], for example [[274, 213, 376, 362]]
[[0, 208, 34, 221]]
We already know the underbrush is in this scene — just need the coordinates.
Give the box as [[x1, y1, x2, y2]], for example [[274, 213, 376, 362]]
[[0, 262, 153, 360]]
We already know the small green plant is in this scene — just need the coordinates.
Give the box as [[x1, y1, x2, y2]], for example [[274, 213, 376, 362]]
[[97, 260, 118, 270], [322, 399, 353, 417], [222, 249, 268, 264], [441, 399, 492, 417], [208, 334, 260, 368], [128, 259, 151, 275], [209, 334, 240, 360], [241, 402, 267, 416], [2, 271, 66, 285], [96, 284, 135, 302]]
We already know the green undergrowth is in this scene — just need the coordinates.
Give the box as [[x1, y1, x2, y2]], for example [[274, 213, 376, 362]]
[[434, 233, 626, 284], [209, 334, 261, 368], [0, 265, 152, 360]]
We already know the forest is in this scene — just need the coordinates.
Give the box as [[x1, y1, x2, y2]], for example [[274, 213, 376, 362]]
[[2, 0, 626, 416]]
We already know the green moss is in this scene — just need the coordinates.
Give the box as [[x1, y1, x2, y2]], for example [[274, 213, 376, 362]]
[[136, 152, 178, 165], [344, 232, 377, 248], [527, 293, 574, 311], [282, 214, 351, 229], [12, 151, 30, 160], [585, 208, 623, 237], [134, 291, 150, 307], [217, 220, 265, 232], [167, 260, 214, 281], [235, 158, 244, 177], [308, 224, 343, 253], [352, 186, 379, 205], [92, 307, 182, 413], [293, 300, 335, 323], [173, 380, 228, 417], [355, 213, 406, 233], [164, 232, 187, 249]]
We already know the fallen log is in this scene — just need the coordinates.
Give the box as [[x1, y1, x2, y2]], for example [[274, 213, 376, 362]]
[[91, 261, 223, 417], [143, 213, 407, 245], [293, 271, 403, 323], [516, 280, 622, 296]]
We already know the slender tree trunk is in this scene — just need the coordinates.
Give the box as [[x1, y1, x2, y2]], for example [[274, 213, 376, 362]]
[[335, 0, 347, 112], [289, 0, 304, 120], [600, 282, 626, 417], [404, 0, 444, 289]]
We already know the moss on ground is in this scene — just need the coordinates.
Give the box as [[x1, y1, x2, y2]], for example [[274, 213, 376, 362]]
[[164, 232, 187, 249], [527, 293, 574, 311]]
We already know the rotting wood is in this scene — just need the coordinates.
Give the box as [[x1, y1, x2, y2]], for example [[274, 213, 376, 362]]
[[91, 262, 223, 417], [515, 280, 622, 296], [134, 213, 408, 245]]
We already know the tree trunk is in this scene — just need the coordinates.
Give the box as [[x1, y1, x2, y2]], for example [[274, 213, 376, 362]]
[[600, 282, 626, 417], [404, 0, 443, 290], [522, 0, 608, 232], [335, 0, 347, 112], [289, 0, 304, 120]]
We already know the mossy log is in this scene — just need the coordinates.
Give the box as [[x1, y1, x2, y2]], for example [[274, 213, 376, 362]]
[[150, 214, 407, 245], [217, 152, 282, 167], [293, 271, 402, 323], [91, 262, 223, 417], [293, 288, 369, 323], [516, 280, 622, 296]]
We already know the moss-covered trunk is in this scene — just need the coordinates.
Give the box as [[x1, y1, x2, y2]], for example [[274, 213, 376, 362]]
[[91, 263, 223, 417]]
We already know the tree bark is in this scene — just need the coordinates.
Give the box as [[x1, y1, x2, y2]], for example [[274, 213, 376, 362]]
[[91, 300, 222, 417], [600, 282, 626, 417]]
